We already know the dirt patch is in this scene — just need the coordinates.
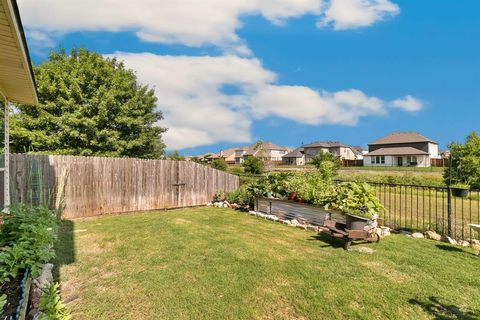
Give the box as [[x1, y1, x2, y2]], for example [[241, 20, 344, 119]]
[[173, 218, 192, 225], [361, 261, 411, 283]]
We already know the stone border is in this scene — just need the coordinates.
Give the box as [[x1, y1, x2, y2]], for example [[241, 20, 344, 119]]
[[400, 230, 480, 254]]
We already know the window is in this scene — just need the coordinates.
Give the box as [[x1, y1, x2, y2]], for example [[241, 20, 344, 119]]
[[372, 156, 385, 164]]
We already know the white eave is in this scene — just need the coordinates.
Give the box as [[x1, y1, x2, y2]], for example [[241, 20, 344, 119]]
[[0, 0, 37, 105]]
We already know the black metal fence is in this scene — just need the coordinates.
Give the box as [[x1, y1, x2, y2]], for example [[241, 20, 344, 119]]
[[369, 182, 480, 241]]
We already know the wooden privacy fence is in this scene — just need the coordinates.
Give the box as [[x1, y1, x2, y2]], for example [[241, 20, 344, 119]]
[[1, 154, 239, 219]]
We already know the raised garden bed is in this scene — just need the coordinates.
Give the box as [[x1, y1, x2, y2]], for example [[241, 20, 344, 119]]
[[0, 269, 31, 320], [254, 197, 344, 226]]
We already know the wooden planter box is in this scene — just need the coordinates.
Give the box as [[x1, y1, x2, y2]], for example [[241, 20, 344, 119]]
[[254, 197, 344, 226]]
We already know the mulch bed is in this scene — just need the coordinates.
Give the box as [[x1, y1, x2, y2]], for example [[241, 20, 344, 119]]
[[0, 269, 26, 320]]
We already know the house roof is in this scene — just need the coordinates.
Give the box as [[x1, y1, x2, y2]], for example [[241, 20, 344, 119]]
[[369, 132, 437, 145], [283, 147, 304, 158], [242, 141, 289, 155], [350, 146, 365, 156], [210, 147, 238, 159], [302, 141, 348, 148], [365, 147, 429, 156], [0, 0, 38, 105]]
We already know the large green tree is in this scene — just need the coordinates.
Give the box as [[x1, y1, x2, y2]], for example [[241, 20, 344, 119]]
[[11, 48, 167, 158], [444, 132, 480, 188]]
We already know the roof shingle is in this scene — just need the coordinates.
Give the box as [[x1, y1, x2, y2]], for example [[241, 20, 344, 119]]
[[369, 132, 436, 145]]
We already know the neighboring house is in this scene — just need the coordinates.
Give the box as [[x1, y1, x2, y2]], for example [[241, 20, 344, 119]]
[[363, 132, 439, 167], [302, 141, 359, 163], [350, 146, 366, 160], [235, 142, 290, 164], [209, 147, 237, 164], [282, 147, 305, 165]]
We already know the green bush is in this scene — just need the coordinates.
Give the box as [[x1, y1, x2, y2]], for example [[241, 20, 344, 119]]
[[0, 205, 58, 282], [211, 158, 228, 171], [309, 151, 341, 171], [444, 132, 480, 189], [225, 185, 254, 206], [243, 157, 264, 174]]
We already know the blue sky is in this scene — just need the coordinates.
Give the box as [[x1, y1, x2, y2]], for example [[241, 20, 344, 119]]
[[20, 0, 479, 154]]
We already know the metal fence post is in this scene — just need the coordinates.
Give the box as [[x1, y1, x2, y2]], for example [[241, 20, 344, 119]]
[[447, 186, 453, 237]]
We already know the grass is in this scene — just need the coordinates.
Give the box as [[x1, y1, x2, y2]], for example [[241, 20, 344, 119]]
[[56, 207, 480, 320], [340, 166, 445, 172]]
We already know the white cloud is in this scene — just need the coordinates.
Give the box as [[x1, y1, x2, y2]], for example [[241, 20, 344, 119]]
[[251, 86, 385, 126], [106, 52, 418, 149], [18, 0, 399, 51], [318, 0, 400, 30], [18, 0, 322, 53], [391, 95, 424, 112]]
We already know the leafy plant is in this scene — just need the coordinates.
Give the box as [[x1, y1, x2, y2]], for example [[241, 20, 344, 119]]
[[310, 151, 341, 171], [243, 157, 264, 174], [224, 185, 254, 206], [39, 282, 71, 320], [444, 132, 480, 189], [0, 205, 58, 282], [211, 158, 228, 171], [0, 294, 6, 312], [333, 182, 384, 219], [213, 190, 225, 202], [450, 183, 470, 189]]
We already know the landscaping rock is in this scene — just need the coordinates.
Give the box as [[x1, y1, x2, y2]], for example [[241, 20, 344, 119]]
[[412, 232, 424, 239], [470, 239, 480, 245], [380, 226, 391, 236], [296, 224, 307, 230], [283, 220, 292, 225], [207, 202, 213, 207], [249, 211, 257, 216], [400, 230, 412, 236], [458, 240, 470, 247], [444, 236, 457, 245], [307, 225, 318, 232], [290, 219, 299, 227], [349, 246, 375, 254], [425, 230, 442, 241], [34, 263, 54, 289]]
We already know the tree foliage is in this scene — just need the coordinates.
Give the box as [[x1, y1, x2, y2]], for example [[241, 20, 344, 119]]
[[11, 48, 166, 158], [243, 156, 264, 174], [444, 132, 480, 188], [211, 158, 228, 171], [166, 150, 185, 161], [310, 150, 341, 171]]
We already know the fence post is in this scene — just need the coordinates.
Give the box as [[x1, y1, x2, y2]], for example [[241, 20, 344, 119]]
[[447, 187, 453, 237], [447, 154, 453, 237]]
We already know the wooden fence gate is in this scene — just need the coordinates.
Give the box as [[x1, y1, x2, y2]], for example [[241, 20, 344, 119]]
[[1, 154, 239, 219]]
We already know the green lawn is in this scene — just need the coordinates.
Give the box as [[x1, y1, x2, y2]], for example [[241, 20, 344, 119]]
[[340, 166, 445, 172], [56, 207, 480, 320]]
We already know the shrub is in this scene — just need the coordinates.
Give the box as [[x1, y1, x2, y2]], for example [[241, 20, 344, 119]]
[[225, 185, 254, 206], [444, 132, 480, 189], [211, 158, 228, 171], [310, 151, 341, 171], [39, 282, 71, 320], [243, 157, 264, 174], [0, 205, 58, 282]]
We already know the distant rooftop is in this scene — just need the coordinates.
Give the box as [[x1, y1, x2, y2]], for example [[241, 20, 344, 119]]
[[301, 141, 348, 148], [369, 132, 437, 145], [283, 147, 304, 158]]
